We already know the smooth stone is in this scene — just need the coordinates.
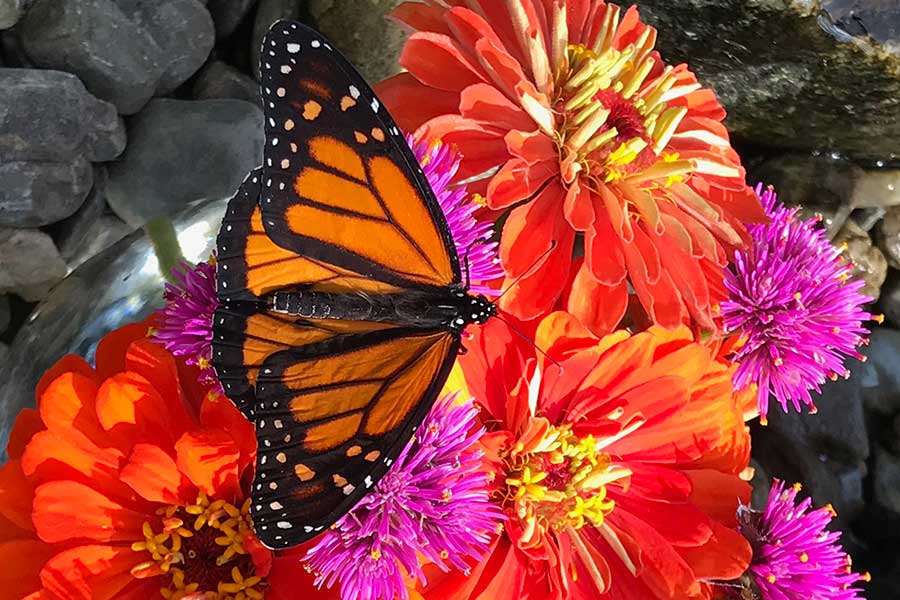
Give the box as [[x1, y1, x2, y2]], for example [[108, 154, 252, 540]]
[[0, 0, 25, 30], [834, 220, 888, 300], [749, 152, 862, 216], [0, 198, 224, 461], [115, 0, 215, 95], [748, 458, 772, 510], [0, 158, 93, 227], [879, 206, 900, 269], [0, 294, 8, 335], [0, 227, 68, 302], [53, 167, 114, 265], [873, 444, 900, 516], [0, 342, 7, 366], [193, 60, 260, 104], [857, 328, 900, 416], [251, 0, 300, 80], [308, 0, 405, 83], [751, 367, 869, 524], [637, 0, 900, 160], [207, 0, 257, 38], [107, 98, 263, 227], [21, 0, 165, 114], [877, 271, 900, 328], [852, 169, 900, 209], [0, 69, 126, 163]]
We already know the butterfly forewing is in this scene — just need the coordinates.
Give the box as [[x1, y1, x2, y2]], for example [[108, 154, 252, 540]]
[[258, 21, 460, 290]]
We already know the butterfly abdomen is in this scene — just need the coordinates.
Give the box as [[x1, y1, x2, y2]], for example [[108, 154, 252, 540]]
[[269, 288, 468, 329]]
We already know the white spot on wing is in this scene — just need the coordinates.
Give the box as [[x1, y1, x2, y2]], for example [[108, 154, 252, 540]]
[[287, 43, 300, 53]]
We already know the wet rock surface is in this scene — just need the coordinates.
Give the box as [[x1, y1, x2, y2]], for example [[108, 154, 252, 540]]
[[637, 0, 900, 161]]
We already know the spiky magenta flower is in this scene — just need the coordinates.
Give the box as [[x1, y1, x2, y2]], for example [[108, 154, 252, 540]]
[[304, 393, 502, 600], [720, 184, 878, 423], [738, 479, 869, 600], [408, 135, 502, 295], [153, 257, 220, 387]]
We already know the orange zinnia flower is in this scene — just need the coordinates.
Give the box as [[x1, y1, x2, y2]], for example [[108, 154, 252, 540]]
[[420, 312, 752, 599], [378, 0, 766, 334], [0, 323, 323, 600]]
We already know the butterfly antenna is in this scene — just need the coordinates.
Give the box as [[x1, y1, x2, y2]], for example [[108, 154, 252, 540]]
[[493, 312, 563, 374], [495, 241, 558, 302]]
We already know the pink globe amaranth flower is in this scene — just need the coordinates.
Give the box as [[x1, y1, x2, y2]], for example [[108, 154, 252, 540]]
[[408, 134, 502, 295], [720, 184, 879, 424], [303, 393, 502, 600], [739, 480, 869, 600], [153, 257, 220, 388]]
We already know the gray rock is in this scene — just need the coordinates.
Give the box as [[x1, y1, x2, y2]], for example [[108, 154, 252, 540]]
[[0, 294, 8, 334], [748, 458, 772, 510], [636, 0, 900, 160], [0, 158, 93, 227], [193, 60, 259, 104], [251, 0, 300, 79], [0, 0, 25, 30], [834, 220, 888, 300], [309, 0, 405, 83], [0, 69, 125, 163], [0, 342, 7, 366], [751, 369, 869, 523], [21, 0, 165, 114], [873, 444, 900, 516], [107, 98, 263, 226], [115, 0, 215, 95], [207, 0, 256, 38], [0, 227, 68, 301], [63, 215, 133, 271], [879, 206, 900, 269], [857, 328, 900, 415], [877, 271, 900, 328], [55, 167, 110, 262]]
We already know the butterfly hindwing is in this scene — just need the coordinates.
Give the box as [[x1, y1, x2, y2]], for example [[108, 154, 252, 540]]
[[250, 323, 458, 547], [258, 21, 460, 290]]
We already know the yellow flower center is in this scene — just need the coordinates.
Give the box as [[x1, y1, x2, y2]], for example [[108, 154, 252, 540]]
[[503, 423, 630, 540], [555, 42, 693, 187], [130, 492, 264, 600]]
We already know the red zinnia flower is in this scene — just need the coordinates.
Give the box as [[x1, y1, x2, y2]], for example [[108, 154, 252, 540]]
[[378, 0, 766, 334], [0, 323, 322, 599], [421, 312, 753, 599]]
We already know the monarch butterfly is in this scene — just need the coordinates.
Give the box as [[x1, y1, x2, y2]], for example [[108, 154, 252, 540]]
[[212, 20, 496, 550]]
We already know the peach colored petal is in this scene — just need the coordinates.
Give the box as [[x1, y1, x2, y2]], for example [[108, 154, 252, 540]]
[[40, 545, 148, 600], [32, 480, 146, 543], [120, 443, 193, 505], [401, 32, 487, 92]]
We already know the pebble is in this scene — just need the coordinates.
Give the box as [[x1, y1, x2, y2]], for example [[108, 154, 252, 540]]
[[106, 98, 263, 226], [53, 167, 111, 264], [193, 60, 259, 104], [852, 169, 900, 209], [0, 158, 94, 227], [118, 0, 215, 96], [857, 327, 900, 416], [21, 0, 165, 114], [0, 0, 25, 30], [0, 68, 125, 163], [873, 444, 900, 516], [877, 271, 900, 328], [879, 206, 900, 269], [63, 215, 133, 271], [0, 227, 68, 301], [0, 294, 8, 335], [207, 0, 257, 38], [834, 220, 888, 300]]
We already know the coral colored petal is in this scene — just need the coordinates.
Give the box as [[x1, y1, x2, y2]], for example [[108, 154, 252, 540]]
[[585, 214, 627, 285], [0, 460, 35, 534], [175, 429, 241, 499], [40, 545, 145, 600], [416, 114, 509, 179], [613, 494, 713, 547], [37, 372, 105, 446], [499, 184, 565, 277], [95, 371, 191, 449], [6, 408, 44, 460], [94, 322, 150, 380], [563, 178, 595, 231], [120, 443, 193, 505], [445, 6, 506, 52], [567, 264, 629, 336], [677, 521, 752, 581], [486, 156, 553, 210], [32, 480, 146, 543], [0, 540, 56, 599], [199, 394, 257, 472], [390, 2, 453, 36], [124, 338, 191, 419], [375, 73, 459, 133], [35, 355, 96, 403], [400, 32, 487, 92], [682, 469, 750, 523], [459, 83, 533, 131]]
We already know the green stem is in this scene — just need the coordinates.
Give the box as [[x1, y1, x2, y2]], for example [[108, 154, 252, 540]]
[[144, 217, 184, 283]]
